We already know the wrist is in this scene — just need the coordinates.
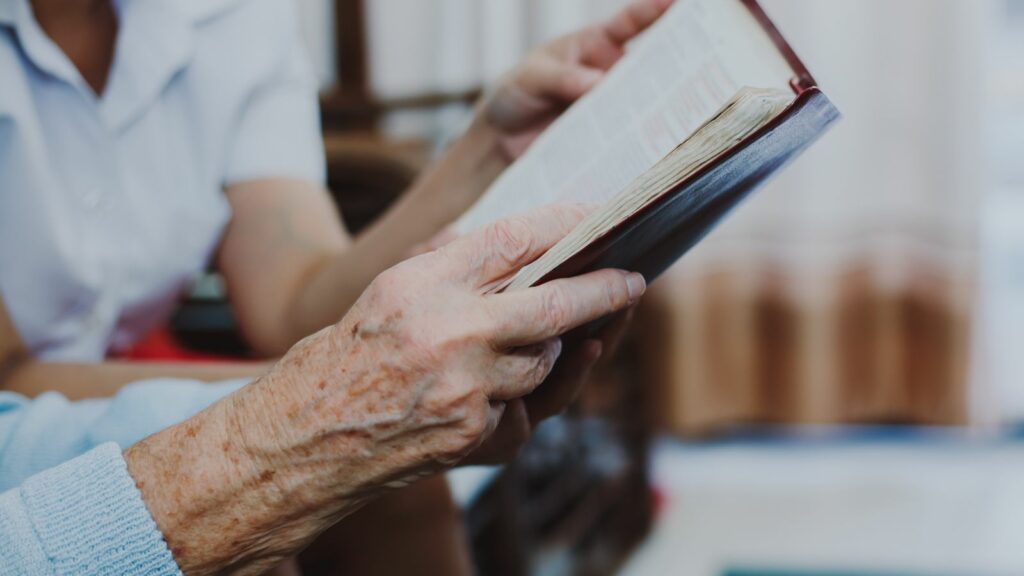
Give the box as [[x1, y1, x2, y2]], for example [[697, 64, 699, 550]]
[[463, 113, 515, 168], [124, 385, 334, 575], [413, 115, 510, 212]]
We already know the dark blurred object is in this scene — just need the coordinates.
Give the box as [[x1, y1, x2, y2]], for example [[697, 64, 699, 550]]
[[469, 339, 655, 576], [167, 296, 249, 358]]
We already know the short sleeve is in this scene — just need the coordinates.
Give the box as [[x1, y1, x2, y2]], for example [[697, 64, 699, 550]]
[[222, 19, 326, 187]]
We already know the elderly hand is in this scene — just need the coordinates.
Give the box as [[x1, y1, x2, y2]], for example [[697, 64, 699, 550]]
[[480, 0, 674, 159], [126, 205, 645, 575]]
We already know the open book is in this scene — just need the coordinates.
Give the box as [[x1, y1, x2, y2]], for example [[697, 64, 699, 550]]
[[455, 0, 840, 293]]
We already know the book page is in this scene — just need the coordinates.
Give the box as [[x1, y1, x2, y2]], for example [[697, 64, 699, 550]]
[[504, 87, 793, 292], [455, 0, 795, 234]]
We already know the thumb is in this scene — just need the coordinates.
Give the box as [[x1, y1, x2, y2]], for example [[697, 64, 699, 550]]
[[518, 56, 605, 103]]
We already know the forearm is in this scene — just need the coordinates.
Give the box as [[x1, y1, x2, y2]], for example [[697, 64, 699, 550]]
[[281, 118, 508, 350], [125, 397, 297, 576], [125, 372, 380, 576], [2, 359, 269, 400]]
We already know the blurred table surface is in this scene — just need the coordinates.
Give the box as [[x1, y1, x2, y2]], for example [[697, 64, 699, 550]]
[[621, 430, 1024, 576]]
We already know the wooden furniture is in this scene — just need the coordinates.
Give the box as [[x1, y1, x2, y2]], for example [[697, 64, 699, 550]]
[[319, 0, 479, 132]]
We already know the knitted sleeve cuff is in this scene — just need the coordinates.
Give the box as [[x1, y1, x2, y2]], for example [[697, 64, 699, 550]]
[[18, 443, 182, 575]]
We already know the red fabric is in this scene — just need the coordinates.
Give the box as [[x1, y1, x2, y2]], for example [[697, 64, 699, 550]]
[[650, 485, 668, 518], [113, 328, 240, 363]]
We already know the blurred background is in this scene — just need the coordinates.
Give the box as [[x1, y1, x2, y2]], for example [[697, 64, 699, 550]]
[[238, 0, 1024, 574]]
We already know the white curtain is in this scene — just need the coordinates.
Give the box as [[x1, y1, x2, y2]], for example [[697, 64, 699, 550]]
[[709, 0, 988, 270], [976, 0, 1024, 428], [362, 0, 631, 99], [637, 0, 997, 432]]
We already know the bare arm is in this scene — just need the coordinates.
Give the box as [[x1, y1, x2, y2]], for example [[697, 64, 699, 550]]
[[219, 118, 507, 356], [219, 0, 673, 356], [0, 297, 268, 400], [1, 120, 504, 394]]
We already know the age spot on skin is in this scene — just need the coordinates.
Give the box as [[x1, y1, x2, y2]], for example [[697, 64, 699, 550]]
[[354, 310, 405, 340]]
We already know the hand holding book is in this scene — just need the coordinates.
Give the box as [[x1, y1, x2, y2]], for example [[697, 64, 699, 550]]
[[477, 0, 676, 161], [457, 0, 841, 299]]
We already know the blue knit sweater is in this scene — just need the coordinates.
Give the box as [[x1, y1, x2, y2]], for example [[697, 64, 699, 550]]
[[0, 379, 247, 575]]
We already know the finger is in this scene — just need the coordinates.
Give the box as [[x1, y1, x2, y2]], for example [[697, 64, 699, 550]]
[[407, 227, 459, 258], [492, 399, 531, 455], [603, 0, 675, 47], [577, 28, 628, 71], [488, 338, 563, 401], [485, 400, 532, 464], [481, 401, 506, 450], [488, 269, 646, 348], [525, 339, 603, 426], [438, 204, 593, 288], [515, 54, 605, 103], [462, 399, 531, 466]]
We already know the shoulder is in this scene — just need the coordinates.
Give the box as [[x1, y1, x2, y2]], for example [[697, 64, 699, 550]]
[[174, 0, 305, 76], [176, 0, 301, 38]]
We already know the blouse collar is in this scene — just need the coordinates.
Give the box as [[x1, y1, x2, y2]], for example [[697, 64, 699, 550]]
[[1, 0, 245, 132]]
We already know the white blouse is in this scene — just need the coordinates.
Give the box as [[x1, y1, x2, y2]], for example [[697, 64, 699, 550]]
[[0, 0, 325, 361]]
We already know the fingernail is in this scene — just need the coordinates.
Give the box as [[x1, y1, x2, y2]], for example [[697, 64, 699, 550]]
[[551, 337, 563, 358], [625, 273, 646, 302]]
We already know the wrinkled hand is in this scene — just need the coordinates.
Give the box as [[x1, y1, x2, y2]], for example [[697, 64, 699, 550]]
[[465, 307, 636, 465], [480, 0, 674, 159], [405, 227, 459, 259], [404, 226, 636, 466], [240, 204, 646, 488], [128, 205, 646, 576]]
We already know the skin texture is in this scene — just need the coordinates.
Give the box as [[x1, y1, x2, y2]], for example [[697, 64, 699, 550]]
[[1, 1, 671, 573], [126, 206, 646, 576], [2, 0, 674, 398]]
